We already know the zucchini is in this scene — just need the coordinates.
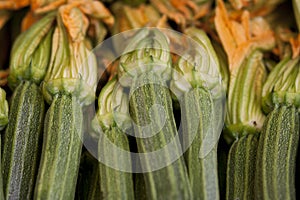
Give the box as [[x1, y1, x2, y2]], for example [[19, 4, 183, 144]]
[[2, 81, 45, 200], [226, 133, 259, 200], [169, 27, 224, 200], [94, 77, 134, 200], [99, 126, 134, 200], [255, 105, 299, 200], [182, 87, 219, 200], [35, 12, 97, 199], [34, 94, 83, 200], [129, 72, 192, 200]]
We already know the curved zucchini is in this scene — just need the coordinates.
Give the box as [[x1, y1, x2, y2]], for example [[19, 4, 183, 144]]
[[226, 133, 259, 200], [255, 105, 299, 200], [129, 72, 192, 200], [182, 87, 219, 200], [2, 81, 45, 200], [34, 94, 83, 200]]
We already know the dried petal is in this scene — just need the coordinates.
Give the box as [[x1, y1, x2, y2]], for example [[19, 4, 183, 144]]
[[32, 0, 66, 14], [78, 0, 114, 27], [59, 5, 88, 42], [215, 0, 275, 72], [21, 11, 40, 31], [0, 0, 29, 10]]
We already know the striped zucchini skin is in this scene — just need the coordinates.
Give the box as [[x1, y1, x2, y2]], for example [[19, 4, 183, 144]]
[[182, 87, 219, 200], [98, 126, 134, 200], [2, 81, 45, 200], [255, 105, 299, 200], [34, 94, 83, 200], [226, 133, 259, 200], [129, 72, 192, 200], [75, 151, 101, 200]]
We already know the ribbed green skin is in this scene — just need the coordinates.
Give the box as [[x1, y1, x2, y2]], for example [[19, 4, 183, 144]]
[[2, 81, 45, 200], [34, 94, 83, 200], [98, 126, 134, 200], [75, 151, 101, 200], [182, 87, 219, 200], [129, 72, 192, 200], [226, 134, 258, 200], [255, 105, 299, 200]]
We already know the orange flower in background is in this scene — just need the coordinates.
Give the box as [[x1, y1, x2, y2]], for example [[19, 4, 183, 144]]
[[215, 0, 275, 72]]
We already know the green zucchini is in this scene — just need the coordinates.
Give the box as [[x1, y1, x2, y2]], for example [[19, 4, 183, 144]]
[[255, 105, 299, 200], [182, 87, 219, 200], [99, 126, 134, 200], [226, 133, 259, 200], [129, 72, 192, 200], [94, 77, 134, 200], [34, 94, 83, 200], [2, 81, 45, 200]]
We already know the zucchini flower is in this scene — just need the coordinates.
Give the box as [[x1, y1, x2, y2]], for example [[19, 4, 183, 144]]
[[92, 77, 134, 199], [211, 40, 229, 93], [170, 27, 224, 199], [93, 77, 131, 132], [226, 51, 267, 139], [28, 0, 114, 47], [8, 12, 55, 89], [215, 0, 273, 140], [122, 28, 192, 198], [170, 27, 224, 99], [0, 87, 8, 131], [41, 11, 97, 106], [118, 28, 172, 87], [262, 54, 300, 114]]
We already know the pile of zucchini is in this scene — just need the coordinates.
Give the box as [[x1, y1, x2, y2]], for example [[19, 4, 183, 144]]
[[0, 0, 300, 200]]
